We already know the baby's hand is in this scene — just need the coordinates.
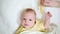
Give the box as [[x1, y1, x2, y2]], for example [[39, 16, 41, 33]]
[[45, 12, 52, 29], [45, 12, 52, 20]]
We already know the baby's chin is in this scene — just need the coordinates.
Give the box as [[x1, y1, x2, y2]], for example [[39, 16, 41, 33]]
[[23, 25, 33, 29], [23, 24, 33, 28], [23, 26, 31, 29]]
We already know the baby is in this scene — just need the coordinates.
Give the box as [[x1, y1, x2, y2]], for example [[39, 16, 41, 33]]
[[16, 8, 52, 34]]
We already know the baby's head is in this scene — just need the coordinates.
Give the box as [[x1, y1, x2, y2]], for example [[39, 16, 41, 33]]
[[21, 8, 36, 29]]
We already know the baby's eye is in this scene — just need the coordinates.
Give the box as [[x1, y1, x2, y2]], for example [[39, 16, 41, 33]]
[[29, 19, 32, 21], [23, 18, 26, 20]]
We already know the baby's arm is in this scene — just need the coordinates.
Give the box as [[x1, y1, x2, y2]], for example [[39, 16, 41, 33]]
[[44, 12, 52, 29], [41, 0, 60, 7]]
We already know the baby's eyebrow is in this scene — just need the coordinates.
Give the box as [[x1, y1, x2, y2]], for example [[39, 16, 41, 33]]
[[23, 18, 26, 20]]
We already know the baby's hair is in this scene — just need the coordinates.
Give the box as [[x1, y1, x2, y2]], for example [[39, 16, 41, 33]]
[[23, 8, 36, 15], [20, 8, 36, 19]]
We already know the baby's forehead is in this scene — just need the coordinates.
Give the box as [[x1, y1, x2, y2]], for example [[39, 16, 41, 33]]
[[23, 12, 34, 16], [23, 11, 35, 16], [22, 11, 36, 18]]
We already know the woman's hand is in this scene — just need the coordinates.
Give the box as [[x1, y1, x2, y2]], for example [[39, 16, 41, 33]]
[[40, 0, 60, 7]]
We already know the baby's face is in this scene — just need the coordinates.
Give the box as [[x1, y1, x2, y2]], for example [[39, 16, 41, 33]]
[[21, 11, 36, 28]]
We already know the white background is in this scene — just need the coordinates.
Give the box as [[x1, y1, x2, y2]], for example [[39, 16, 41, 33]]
[[0, 0, 60, 34]]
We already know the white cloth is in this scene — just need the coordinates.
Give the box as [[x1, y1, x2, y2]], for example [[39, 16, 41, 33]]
[[20, 30, 44, 34], [0, 0, 60, 34]]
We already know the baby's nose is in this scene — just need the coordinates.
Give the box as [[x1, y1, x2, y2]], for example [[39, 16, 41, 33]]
[[25, 20, 29, 23]]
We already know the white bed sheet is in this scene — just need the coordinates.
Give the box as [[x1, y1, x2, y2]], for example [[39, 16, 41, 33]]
[[0, 0, 60, 34]]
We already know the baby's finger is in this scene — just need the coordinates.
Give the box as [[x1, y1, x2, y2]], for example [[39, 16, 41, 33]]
[[47, 12, 52, 17]]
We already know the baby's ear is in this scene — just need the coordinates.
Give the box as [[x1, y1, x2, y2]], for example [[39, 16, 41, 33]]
[[34, 20, 36, 24]]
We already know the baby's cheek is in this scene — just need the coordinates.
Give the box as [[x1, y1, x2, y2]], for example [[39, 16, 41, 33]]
[[29, 22, 35, 27], [22, 21, 25, 26]]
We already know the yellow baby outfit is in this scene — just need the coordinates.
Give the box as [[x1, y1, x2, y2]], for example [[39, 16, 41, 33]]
[[16, 18, 46, 34]]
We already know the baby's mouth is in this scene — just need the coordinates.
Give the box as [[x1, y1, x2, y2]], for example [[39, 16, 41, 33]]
[[24, 24, 29, 26]]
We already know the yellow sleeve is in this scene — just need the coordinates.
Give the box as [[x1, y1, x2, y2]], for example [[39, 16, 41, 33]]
[[16, 26, 23, 34], [36, 19, 46, 32], [39, 22, 46, 32]]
